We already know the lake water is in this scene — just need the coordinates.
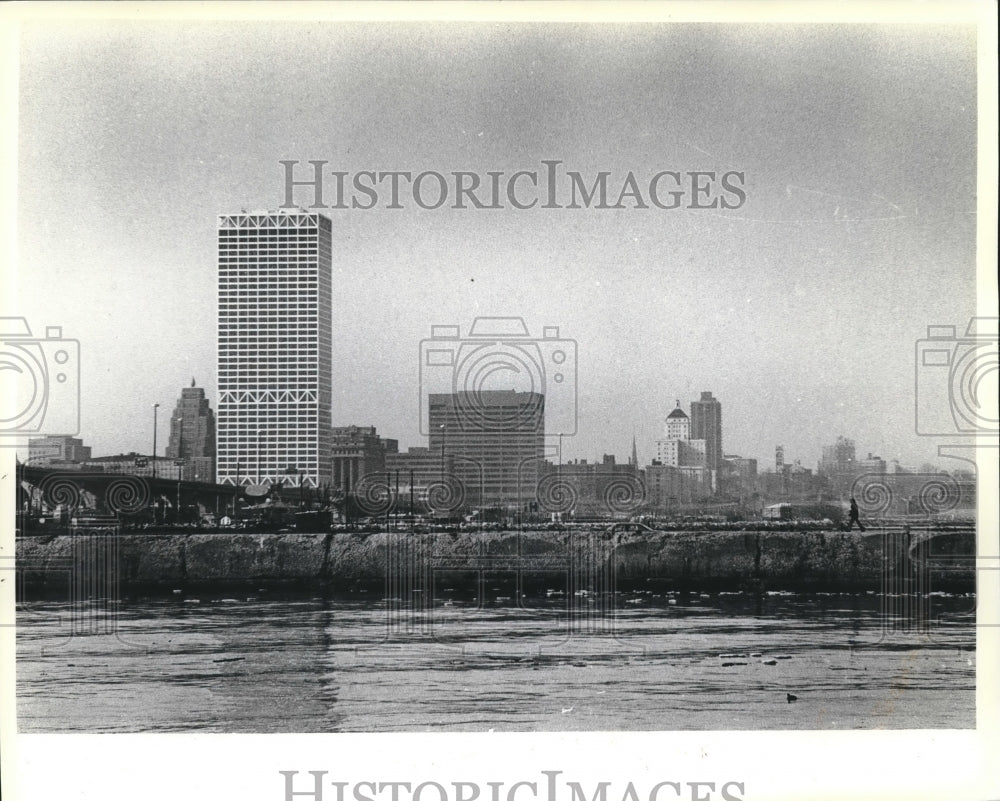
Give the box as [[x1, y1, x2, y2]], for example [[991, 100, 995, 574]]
[[16, 589, 976, 732]]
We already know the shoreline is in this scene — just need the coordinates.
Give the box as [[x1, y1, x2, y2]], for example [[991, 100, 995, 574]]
[[15, 527, 976, 597]]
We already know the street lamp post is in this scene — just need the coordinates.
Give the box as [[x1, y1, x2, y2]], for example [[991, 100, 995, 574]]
[[152, 403, 160, 479], [384, 470, 391, 531], [175, 426, 184, 524], [439, 423, 446, 485], [558, 432, 564, 524], [151, 402, 161, 523]]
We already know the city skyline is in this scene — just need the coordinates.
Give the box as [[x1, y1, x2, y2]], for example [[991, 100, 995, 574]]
[[11, 22, 984, 473], [27, 378, 945, 481], [5, 5, 995, 783]]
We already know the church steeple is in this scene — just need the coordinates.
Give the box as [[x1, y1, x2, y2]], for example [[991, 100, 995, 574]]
[[630, 433, 638, 467]]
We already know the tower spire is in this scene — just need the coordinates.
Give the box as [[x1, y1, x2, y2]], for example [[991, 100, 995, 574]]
[[630, 432, 638, 467]]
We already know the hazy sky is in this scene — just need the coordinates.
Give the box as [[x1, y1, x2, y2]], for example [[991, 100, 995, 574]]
[[12, 20, 981, 469]]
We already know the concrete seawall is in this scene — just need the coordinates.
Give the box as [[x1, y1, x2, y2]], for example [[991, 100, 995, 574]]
[[15, 528, 976, 595]]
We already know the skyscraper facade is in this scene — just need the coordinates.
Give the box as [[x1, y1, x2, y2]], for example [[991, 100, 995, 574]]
[[690, 391, 723, 471], [216, 210, 333, 488], [331, 425, 398, 494], [166, 379, 216, 481], [428, 390, 545, 506], [818, 435, 859, 498]]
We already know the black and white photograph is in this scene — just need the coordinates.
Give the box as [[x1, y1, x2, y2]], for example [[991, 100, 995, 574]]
[[1, 2, 997, 800]]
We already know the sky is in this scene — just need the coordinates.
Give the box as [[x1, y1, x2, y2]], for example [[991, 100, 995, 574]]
[[10, 19, 984, 470]]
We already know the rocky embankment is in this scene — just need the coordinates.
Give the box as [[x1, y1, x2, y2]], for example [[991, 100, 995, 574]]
[[15, 527, 976, 595]]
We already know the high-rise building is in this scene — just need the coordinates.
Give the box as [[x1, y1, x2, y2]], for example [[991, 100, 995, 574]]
[[663, 402, 690, 440], [331, 425, 398, 493], [216, 210, 333, 489], [652, 401, 711, 496], [818, 435, 856, 476], [654, 403, 707, 469], [690, 391, 722, 471], [656, 438, 707, 469], [428, 390, 545, 506], [817, 435, 863, 498], [166, 379, 216, 482]]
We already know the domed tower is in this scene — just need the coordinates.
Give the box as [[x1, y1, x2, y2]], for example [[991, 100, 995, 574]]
[[664, 401, 690, 441]]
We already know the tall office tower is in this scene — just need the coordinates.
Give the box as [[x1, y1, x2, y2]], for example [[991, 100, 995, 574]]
[[216, 210, 332, 488], [690, 391, 722, 471], [165, 379, 216, 482], [427, 390, 545, 507]]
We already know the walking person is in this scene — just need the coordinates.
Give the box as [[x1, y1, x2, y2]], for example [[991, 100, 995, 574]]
[[845, 497, 866, 531]]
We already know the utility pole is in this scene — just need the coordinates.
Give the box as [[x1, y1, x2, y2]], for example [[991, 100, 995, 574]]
[[152, 402, 160, 523], [175, 425, 184, 524], [439, 424, 446, 484], [152, 403, 160, 478], [385, 471, 391, 531]]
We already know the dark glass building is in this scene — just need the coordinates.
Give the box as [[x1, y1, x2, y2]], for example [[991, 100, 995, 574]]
[[427, 390, 545, 507]]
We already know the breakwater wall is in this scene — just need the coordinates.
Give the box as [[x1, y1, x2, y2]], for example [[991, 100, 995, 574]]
[[15, 528, 976, 595]]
